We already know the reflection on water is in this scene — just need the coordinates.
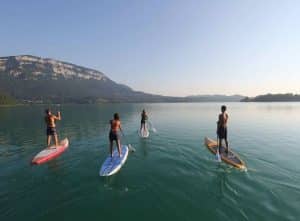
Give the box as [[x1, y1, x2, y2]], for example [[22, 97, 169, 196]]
[[1, 103, 300, 221]]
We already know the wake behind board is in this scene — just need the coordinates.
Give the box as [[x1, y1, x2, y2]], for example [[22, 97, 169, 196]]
[[139, 126, 149, 138], [99, 145, 129, 176], [204, 137, 246, 169], [32, 138, 69, 165]]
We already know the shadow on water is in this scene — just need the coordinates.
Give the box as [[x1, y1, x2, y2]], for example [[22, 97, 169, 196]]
[[214, 165, 232, 199], [102, 175, 117, 189], [138, 135, 149, 158]]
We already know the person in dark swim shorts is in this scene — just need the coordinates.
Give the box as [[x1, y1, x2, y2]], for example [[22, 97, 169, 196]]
[[109, 113, 123, 158], [217, 105, 229, 154], [140, 109, 148, 133], [45, 109, 61, 147], [109, 129, 120, 142], [47, 126, 57, 136]]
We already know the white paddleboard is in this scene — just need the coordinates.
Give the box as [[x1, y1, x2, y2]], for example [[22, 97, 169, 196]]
[[99, 145, 129, 176], [139, 126, 149, 138]]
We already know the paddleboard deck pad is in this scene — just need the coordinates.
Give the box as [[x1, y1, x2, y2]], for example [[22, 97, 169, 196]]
[[204, 137, 246, 169], [99, 145, 129, 176], [32, 138, 69, 165]]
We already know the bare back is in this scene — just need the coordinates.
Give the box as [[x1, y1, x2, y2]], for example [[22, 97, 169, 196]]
[[218, 113, 228, 128], [110, 120, 121, 132], [45, 113, 61, 128]]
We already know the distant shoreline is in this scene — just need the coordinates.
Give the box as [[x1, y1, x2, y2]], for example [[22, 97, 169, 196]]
[[1, 101, 300, 107], [241, 93, 300, 102]]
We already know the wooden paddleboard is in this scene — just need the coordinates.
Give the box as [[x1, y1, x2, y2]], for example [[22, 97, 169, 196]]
[[204, 137, 246, 169]]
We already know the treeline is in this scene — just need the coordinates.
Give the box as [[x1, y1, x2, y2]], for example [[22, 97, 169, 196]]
[[0, 73, 171, 103], [0, 93, 17, 105], [241, 93, 300, 102], [0, 72, 245, 104]]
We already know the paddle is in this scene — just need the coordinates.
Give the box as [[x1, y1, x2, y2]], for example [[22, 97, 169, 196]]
[[216, 135, 221, 162], [148, 120, 157, 133], [120, 131, 136, 152]]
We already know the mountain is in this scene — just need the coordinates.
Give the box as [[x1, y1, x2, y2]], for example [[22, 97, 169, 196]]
[[186, 94, 245, 102], [241, 93, 300, 102], [0, 55, 174, 103], [0, 55, 246, 103]]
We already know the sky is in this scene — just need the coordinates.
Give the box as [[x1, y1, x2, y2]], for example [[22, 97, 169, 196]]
[[1, 0, 300, 97]]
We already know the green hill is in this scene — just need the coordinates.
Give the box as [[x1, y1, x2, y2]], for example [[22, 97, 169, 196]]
[[241, 93, 300, 102]]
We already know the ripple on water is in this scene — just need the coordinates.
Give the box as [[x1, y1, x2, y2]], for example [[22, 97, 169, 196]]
[[1, 103, 300, 221]]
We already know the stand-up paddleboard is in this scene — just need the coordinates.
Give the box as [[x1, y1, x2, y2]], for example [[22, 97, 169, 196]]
[[204, 137, 246, 169], [139, 126, 149, 138], [32, 138, 69, 165], [99, 145, 129, 176]]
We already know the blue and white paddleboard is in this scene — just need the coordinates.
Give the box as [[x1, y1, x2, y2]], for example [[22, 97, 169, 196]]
[[99, 145, 129, 176]]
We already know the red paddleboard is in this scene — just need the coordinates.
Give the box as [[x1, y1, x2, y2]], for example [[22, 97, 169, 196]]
[[32, 138, 69, 165]]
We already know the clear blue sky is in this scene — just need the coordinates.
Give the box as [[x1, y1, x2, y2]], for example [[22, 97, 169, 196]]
[[1, 0, 299, 96]]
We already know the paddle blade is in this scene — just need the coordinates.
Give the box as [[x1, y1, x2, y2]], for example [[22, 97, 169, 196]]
[[216, 152, 221, 162], [128, 144, 136, 152], [148, 121, 157, 133]]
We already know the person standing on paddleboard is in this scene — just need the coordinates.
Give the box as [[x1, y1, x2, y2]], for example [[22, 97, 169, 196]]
[[109, 113, 123, 158], [140, 109, 148, 133], [45, 109, 61, 148], [217, 105, 229, 154]]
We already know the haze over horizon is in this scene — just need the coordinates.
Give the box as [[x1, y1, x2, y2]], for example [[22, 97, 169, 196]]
[[1, 0, 299, 97]]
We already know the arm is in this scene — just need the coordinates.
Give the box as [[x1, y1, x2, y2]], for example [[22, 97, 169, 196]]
[[217, 114, 222, 127], [119, 123, 123, 133], [216, 115, 220, 134], [53, 111, 61, 120]]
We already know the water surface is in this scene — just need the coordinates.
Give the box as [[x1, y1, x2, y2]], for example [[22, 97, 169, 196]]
[[0, 103, 299, 221]]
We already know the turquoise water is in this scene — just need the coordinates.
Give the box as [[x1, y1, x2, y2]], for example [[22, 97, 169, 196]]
[[0, 103, 300, 221]]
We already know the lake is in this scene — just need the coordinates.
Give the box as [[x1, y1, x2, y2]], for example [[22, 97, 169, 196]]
[[0, 103, 299, 221]]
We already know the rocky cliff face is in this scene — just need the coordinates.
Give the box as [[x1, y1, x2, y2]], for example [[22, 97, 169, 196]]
[[0, 55, 107, 81], [0, 55, 169, 103], [0, 55, 245, 103]]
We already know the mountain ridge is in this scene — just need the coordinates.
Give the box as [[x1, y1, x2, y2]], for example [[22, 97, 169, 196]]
[[0, 55, 107, 81], [0, 55, 246, 103], [241, 93, 300, 102]]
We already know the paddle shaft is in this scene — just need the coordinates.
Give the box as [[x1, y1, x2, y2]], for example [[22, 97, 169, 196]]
[[120, 131, 135, 152]]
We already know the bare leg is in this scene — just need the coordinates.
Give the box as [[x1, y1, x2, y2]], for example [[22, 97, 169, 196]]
[[47, 136, 51, 147], [225, 139, 229, 153], [109, 141, 113, 158], [218, 138, 222, 154], [54, 134, 59, 147], [116, 139, 122, 157], [143, 123, 146, 131]]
